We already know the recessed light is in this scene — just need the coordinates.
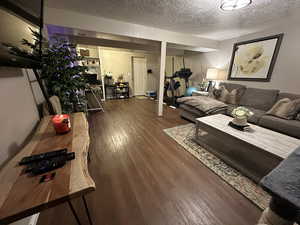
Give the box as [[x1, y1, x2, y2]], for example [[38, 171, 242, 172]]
[[220, 0, 252, 11]]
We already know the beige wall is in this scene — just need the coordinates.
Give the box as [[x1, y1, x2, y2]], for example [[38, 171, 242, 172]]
[[189, 14, 300, 94], [165, 55, 194, 95], [184, 53, 205, 85], [0, 68, 41, 225], [0, 68, 40, 167], [99, 48, 160, 92], [0, 9, 43, 225], [165, 56, 184, 76]]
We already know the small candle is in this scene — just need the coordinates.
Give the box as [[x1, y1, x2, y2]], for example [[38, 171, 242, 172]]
[[52, 114, 71, 134]]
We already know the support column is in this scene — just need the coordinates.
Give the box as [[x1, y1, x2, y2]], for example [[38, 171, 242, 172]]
[[98, 47, 106, 101], [158, 41, 167, 116]]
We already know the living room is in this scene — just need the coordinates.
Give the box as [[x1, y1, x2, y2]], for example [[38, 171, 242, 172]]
[[1, 1, 300, 225]]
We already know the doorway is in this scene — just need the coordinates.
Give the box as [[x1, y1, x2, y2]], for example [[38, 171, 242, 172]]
[[132, 57, 147, 96]]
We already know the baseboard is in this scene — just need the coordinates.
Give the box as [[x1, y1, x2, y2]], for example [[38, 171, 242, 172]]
[[10, 214, 39, 225]]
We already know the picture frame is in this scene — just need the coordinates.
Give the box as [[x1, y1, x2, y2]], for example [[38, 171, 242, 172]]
[[228, 33, 284, 82], [80, 49, 90, 57]]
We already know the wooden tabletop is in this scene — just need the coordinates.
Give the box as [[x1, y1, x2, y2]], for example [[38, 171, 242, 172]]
[[0, 113, 95, 224], [197, 114, 300, 159]]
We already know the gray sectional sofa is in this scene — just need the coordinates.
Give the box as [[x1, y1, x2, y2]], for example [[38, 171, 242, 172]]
[[179, 83, 300, 139]]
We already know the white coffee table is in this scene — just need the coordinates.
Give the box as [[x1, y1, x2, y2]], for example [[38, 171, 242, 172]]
[[195, 114, 300, 182]]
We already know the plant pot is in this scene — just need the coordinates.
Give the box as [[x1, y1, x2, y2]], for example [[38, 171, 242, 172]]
[[232, 117, 248, 126]]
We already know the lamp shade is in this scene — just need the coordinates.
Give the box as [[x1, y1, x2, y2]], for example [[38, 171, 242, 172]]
[[217, 70, 228, 80], [206, 68, 219, 80]]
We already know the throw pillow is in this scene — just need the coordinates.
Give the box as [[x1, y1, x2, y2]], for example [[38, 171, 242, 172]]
[[227, 89, 238, 105], [218, 86, 228, 102], [266, 98, 300, 120], [217, 86, 238, 105], [212, 87, 222, 99], [296, 113, 300, 121]]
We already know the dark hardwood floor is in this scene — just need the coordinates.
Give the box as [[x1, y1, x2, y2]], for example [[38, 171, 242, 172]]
[[37, 98, 261, 225]]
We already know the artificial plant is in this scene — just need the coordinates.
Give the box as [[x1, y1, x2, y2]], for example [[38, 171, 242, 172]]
[[4, 29, 88, 113]]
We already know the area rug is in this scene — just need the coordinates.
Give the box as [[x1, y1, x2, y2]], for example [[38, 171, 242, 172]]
[[164, 123, 271, 210]]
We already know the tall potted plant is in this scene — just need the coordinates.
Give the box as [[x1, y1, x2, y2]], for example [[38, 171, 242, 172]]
[[4, 29, 88, 113]]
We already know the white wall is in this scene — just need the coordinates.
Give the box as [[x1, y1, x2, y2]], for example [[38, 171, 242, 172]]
[[165, 56, 184, 76], [164, 54, 205, 94], [0, 68, 41, 225], [184, 53, 206, 85], [145, 54, 161, 91], [0, 68, 40, 167], [190, 14, 300, 94]]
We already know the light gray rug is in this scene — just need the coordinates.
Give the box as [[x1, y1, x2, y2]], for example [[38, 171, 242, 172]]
[[164, 123, 270, 210]]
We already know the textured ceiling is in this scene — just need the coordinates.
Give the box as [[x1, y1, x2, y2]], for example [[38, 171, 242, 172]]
[[47, 0, 300, 40]]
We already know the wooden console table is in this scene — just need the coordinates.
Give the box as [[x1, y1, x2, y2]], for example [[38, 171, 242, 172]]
[[0, 113, 95, 225]]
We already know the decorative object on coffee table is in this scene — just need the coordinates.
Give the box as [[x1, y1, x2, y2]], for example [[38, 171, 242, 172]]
[[231, 106, 253, 126], [228, 34, 284, 82]]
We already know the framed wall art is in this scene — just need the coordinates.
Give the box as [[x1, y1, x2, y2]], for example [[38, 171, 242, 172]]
[[228, 33, 284, 82]]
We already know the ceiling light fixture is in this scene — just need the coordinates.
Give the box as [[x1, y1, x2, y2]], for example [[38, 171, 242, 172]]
[[220, 0, 252, 11]]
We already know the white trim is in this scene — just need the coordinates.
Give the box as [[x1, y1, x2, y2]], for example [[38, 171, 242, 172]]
[[28, 214, 40, 225], [10, 214, 39, 225], [132, 57, 147, 96], [98, 47, 106, 101], [158, 41, 167, 116]]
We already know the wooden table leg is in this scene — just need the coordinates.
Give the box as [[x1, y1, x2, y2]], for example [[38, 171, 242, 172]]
[[68, 200, 82, 225], [67, 195, 94, 225], [195, 121, 199, 140], [82, 195, 93, 225]]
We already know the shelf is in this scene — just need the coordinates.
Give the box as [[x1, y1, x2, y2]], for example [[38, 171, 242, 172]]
[[80, 57, 100, 60], [85, 65, 100, 68]]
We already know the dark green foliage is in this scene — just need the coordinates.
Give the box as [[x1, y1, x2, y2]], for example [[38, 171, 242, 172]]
[[4, 29, 88, 113]]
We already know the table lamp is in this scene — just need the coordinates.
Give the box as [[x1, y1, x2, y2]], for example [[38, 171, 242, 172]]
[[215, 69, 228, 88], [206, 68, 219, 91]]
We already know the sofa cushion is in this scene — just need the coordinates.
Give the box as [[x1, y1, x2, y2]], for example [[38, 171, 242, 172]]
[[266, 98, 300, 120], [218, 82, 246, 103], [179, 104, 206, 117], [219, 82, 246, 93], [259, 115, 300, 139], [247, 107, 266, 124], [217, 86, 239, 104], [278, 92, 300, 101], [296, 113, 300, 121], [240, 88, 279, 111], [226, 104, 237, 116]]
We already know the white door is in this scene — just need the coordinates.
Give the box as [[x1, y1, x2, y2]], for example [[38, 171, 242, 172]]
[[132, 57, 147, 96]]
